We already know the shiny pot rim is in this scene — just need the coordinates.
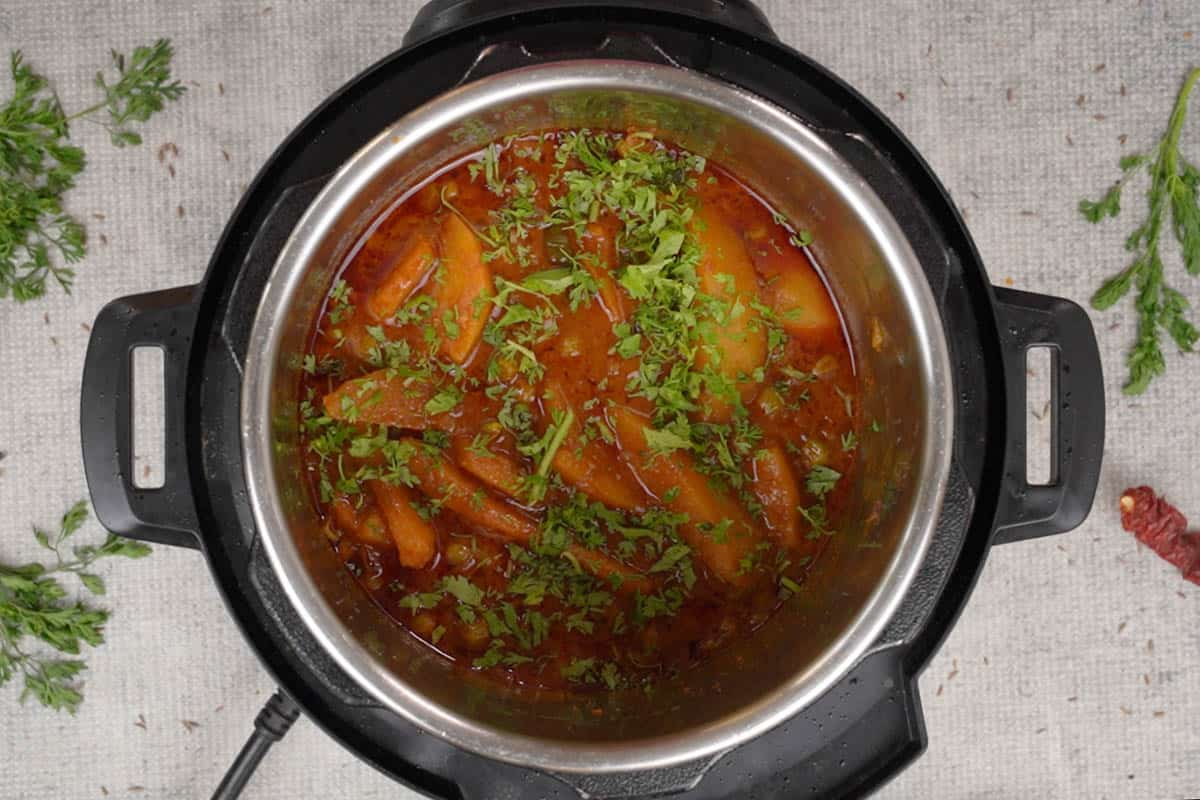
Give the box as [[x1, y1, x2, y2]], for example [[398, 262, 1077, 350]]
[[240, 60, 955, 774]]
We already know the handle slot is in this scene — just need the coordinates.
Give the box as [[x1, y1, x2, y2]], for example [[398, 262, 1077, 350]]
[[1024, 345, 1054, 487], [131, 346, 167, 490]]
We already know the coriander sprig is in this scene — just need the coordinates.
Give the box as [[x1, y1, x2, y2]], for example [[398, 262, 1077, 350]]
[[0, 39, 184, 302], [70, 39, 186, 148], [0, 501, 151, 713], [1081, 66, 1200, 394]]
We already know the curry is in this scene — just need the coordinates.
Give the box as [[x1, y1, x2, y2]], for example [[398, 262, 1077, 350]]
[[298, 130, 858, 693]]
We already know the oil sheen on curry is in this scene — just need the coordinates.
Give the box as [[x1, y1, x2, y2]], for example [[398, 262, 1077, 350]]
[[299, 130, 859, 693]]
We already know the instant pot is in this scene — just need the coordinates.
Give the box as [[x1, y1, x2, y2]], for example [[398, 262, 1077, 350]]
[[81, 2, 1105, 797]]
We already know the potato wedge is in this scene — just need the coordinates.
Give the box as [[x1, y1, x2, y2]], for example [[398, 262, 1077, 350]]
[[323, 370, 443, 428], [767, 266, 839, 335], [750, 441, 801, 548], [365, 235, 437, 322], [609, 405, 760, 587], [691, 206, 767, 422], [578, 222, 627, 323], [542, 381, 646, 512], [747, 236, 839, 335], [431, 213, 492, 364]]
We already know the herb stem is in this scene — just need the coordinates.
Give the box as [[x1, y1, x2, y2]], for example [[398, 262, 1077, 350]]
[[1163, 68, 1200, 164], [63, 100, 108, 123], [536, 408, 575, 481], [441, 186, 499, 248]]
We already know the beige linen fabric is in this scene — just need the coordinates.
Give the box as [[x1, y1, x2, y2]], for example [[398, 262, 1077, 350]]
[[0, 1, 1197, 797]]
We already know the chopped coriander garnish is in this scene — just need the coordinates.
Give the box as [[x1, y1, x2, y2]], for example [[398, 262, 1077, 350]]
[[789, 230, 814, 248], [648, 543, 691, 574], [397, 591, 443, 611], [423, 383, 463, 415], [779, 366, 817, 383], [327, 279, 353, 325], [805, 465, 841, 497], [799, 503, 834, 538], [518, 408, 576, 503], [642, 425, 692, 457], [440, 575, 484, 606], [561, 657, 597, 682], [441, 307, 461, 340]]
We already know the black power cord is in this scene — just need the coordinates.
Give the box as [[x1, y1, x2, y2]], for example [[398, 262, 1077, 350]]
[[211, 689, 302, 800]]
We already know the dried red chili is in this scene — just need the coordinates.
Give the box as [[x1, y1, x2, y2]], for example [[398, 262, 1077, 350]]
[[1119, 486, 1200, 585]]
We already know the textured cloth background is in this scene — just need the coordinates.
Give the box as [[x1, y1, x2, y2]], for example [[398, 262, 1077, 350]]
[[1, 1, 1198, 798]]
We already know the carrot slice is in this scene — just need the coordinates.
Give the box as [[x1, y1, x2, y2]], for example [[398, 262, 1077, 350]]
[[750, 441, 801, 548], [403, 440, 650, 591], [609, 405, 760, 587], [406, 441, 535, 541], [431, 214, 492, 364], [691, 206, 767, 422], [570, 548, 646, 591], [365, 235, 437, 321], [369, 480, 437, 568], [323, 369, 445, 429], [542, 381, 646, 511], [451, 437, 527, 499]]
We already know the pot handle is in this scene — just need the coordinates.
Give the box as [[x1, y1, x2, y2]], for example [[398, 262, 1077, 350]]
[[991, 287, 1105, 544], [404, 0, 777, 48], [80, 285, 202, 550]]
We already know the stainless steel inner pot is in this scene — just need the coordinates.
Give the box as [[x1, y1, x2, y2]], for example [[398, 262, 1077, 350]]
[[241, 61, 954, 775]]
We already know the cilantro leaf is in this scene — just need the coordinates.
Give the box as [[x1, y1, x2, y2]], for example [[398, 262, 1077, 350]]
[[642, 426, 692, 456], [560, 657, 597, 682], [805, 465, 841, 497], [423, 384, 463, 415], [649, 543, 691, 574], [440, 575, 484, 606]]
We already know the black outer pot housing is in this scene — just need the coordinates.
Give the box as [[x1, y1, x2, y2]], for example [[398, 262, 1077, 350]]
[[80, 2, 1105, 798]]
